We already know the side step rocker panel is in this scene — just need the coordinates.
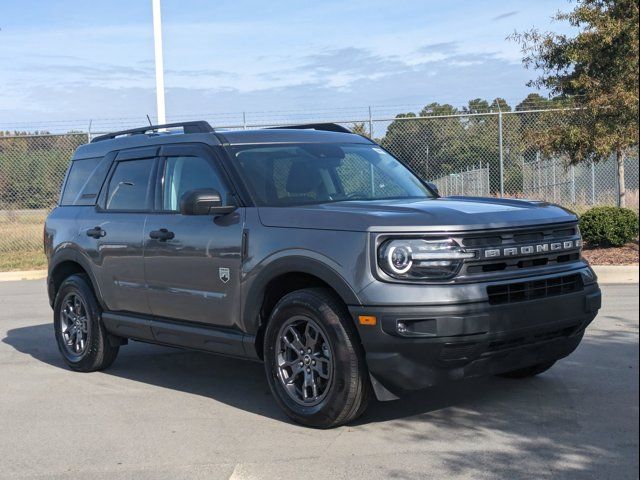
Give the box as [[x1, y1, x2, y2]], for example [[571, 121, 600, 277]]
[[101, 312, 259, 360]]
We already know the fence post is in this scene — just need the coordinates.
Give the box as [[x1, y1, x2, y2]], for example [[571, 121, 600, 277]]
[[425, 144, 429, 177], [552, 159, 557, 203], [486, 163, 490, 196], [498, 110, 504, 197], [87, 119, 92, 143], [243, 112, 247, 130], [591, 160, 596, 205], [536, 151, 541, 195], [368, 106, 373, 138], [570, 164, 576, 204]]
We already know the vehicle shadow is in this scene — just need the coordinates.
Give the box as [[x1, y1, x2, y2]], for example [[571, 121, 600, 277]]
[[2, 322, 287, 422], [359, 327, 639, 479], [2, 322, 636, 417], [2, 322, 527, 425], [3, 321, 638, 480]]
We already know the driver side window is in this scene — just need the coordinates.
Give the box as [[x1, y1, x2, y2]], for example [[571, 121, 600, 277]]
[[162, 156, 226, 211]]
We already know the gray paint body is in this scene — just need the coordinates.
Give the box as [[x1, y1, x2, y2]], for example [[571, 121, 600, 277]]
[[45, 128, 600, 394]]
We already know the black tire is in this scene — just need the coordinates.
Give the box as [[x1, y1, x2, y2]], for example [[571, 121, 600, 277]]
[[263, 288, 371, 428], [498, 360, 556, 379], [53, 274, 119, 372]]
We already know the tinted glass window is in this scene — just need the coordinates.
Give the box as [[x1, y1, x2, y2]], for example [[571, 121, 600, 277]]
[[232, 143, 432, 206], [162, 156, 226, 211], [106, 158, 155, 210], [61, 157, 103, 205]]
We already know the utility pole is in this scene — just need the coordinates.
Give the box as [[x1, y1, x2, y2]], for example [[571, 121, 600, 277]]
[[152, 0, 166, 125], [498, 108, 504, 197]]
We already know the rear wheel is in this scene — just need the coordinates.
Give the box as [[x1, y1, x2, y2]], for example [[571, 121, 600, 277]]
[[53, 274, 119, 372], [498, 360, 556, 379], [263, 288, 370, 428]]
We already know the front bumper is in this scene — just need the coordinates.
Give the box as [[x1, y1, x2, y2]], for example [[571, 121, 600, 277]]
[[350, 273, 601, 398]]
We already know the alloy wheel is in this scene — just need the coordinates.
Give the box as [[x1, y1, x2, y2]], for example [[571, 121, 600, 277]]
[[275, 316, 333, 406], [59, 293, 89, 355]]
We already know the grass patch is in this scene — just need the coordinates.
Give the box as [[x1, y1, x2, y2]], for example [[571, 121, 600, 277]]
[[0, 249, 47, 271], [0, 210, 47, 271]]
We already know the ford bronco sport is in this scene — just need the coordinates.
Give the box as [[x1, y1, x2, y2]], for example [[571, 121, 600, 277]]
[[45, 121, 602, 428]]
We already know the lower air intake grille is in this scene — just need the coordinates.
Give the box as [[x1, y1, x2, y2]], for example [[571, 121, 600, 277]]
[[487, 274, 583, 305]]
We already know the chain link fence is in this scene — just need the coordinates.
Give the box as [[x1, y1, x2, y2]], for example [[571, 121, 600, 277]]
[[370, 111, 639, 210], [1, 108, 638, 270], [430, 164, 490, 197], [0, 133, 88, 270]]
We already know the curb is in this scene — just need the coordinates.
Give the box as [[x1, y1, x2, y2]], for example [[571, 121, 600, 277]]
[[0, 269, 47, 282], [0, 266, 637, 284]]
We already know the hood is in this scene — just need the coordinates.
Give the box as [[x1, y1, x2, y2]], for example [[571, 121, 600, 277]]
[[257, 196, 578, 232]]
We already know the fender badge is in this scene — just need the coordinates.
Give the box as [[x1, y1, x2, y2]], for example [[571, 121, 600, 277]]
[[219, 267, 230, 284]]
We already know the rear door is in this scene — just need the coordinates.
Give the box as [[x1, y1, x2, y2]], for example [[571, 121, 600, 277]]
[[80, 147, 158, 314], [143, 144, 244, 327]]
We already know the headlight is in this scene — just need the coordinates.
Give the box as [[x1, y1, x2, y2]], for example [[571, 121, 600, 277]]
[[378, 238, 475, 280]]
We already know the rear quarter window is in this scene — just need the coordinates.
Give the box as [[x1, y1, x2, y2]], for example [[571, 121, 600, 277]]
[[60, 156, 110, 206]]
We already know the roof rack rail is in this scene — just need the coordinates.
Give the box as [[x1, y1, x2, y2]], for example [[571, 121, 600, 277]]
[[90, 121, 214, 143], [268, 123, 352, 134]]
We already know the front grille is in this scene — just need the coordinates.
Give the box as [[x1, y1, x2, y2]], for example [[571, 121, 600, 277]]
[[485, 324, 580, 354], [438, 323, 581, 362], [461, 225, 577, 248], [439, 343, 478, 361], [487, 274, 583, 305], [466, 252, 580, 275], [455, 223, 582, 279]]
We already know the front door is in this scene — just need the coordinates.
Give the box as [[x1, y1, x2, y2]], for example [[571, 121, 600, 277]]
[[143, 144, 244, 327]]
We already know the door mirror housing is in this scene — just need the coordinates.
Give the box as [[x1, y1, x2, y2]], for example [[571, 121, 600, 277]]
[[426, 182, 440, 196], [179, 189, 236, 216]]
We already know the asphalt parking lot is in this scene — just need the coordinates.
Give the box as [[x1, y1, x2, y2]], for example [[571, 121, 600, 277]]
[[0, 280, 637, 480]]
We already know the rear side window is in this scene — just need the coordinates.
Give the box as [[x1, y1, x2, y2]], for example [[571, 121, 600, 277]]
[[105, 159, 155, 211], [60, 157, 109, 206]]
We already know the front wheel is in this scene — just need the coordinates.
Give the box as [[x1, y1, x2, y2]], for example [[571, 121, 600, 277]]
[[53, 274, 119, 372], [497, 360, 556, 379], [263, 288, 370, 428]]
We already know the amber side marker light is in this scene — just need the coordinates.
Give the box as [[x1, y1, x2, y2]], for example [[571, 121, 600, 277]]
[[358, 315, 377, 326]]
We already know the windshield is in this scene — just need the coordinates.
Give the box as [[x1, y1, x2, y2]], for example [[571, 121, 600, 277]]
[[230, 143, 434, 206]]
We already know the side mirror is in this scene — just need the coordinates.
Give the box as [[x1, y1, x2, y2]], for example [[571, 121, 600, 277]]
[[179, 189, 236, 216], [427, 182, 440, 196]]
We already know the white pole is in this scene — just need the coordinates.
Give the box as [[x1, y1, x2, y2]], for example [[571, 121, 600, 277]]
[[152, 0, 166, 125]]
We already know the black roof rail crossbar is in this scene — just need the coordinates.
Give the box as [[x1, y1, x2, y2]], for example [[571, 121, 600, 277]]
[[91, 121, 214, 143], [268, 123, 352, 134]]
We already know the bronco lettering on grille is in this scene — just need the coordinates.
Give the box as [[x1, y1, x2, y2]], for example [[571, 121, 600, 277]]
[[483, 239, 581, 259]]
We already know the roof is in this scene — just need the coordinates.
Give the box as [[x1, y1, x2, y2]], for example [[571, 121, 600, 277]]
[[72, 121, 372, 160], [73, 131, 221, 160], [216, 128, 372, 145]]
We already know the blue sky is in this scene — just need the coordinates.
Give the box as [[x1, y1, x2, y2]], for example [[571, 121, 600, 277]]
[[0, 0, 575, 129]]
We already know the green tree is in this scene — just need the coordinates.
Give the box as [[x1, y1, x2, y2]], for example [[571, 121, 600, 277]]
[[516, 93, 550, 111], [381, 100, 518, 194], [350, 122, 370, 138], [490, 98, 512, 112], [511, 0, 639, 206]]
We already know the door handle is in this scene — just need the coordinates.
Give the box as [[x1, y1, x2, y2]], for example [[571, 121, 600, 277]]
[[86, 226, 106, 239], [149, 228, 175, 241]]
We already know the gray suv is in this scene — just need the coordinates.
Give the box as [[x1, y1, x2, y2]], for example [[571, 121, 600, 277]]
[[44, 121, 601, 428]]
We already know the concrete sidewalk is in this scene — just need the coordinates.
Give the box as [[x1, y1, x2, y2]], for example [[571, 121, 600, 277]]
[[0, 269, 48, 282], [591, 265, 639, 284]]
